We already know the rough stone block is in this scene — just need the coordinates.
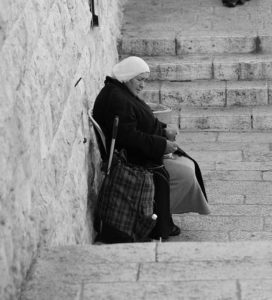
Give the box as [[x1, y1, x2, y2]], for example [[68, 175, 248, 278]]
[[259, 35, 272, 53], [269, 81, 272, 104], [188, 150, 242, 162], [146, 55, 213, 81], [240, 279, 272, 300], [218, 132, 272, 143], [226, 81, 268, 106], [243, 150, 272, 162], [176, 131, 218, 143], [213, 54, 272, 81], [213, 56, 240, 80], [179, 107, 251, 130], [208, 194, 244, 205], [120, 37, 176, 56], [245, 195, 272, 204], [204, 170, 262, 181], [263, 171, 272, 181], [42, 244, 156, 264], [174, 215, 263, 231], [176, 33, 256, 55], [161, 81, 226, 108], [182, 142, 269, 152], [83, 281, 237, 300], [240, 58, 265, 81], [168, 230, 229, 242], [206, 180, 272, 195], [139, 260, 272, 282], [252, 106, 272, 129], [230, 231, 272, 241], [264, 217, 272, 231], [209, 204, 272, 216], [216, 161, 272, 171], [157, 241, 272, 262]]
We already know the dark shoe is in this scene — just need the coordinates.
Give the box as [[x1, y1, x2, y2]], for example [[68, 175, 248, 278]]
[[222, 0, 238, 7], [169, 224, 181, 236]]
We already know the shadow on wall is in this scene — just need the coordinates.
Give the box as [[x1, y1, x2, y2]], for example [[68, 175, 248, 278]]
[[87, 124, 104, 242]]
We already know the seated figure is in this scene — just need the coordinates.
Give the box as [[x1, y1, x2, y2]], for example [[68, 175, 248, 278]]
[[93, 56, 210, 242]]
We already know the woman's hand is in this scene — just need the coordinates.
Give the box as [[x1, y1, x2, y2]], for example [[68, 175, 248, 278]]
[[164, 140, 179, 154], [165, 128, 178, 141]]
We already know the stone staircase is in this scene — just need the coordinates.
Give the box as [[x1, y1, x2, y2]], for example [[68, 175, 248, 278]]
[[119, 0, 272, 243], [21, 0, 272, 298]]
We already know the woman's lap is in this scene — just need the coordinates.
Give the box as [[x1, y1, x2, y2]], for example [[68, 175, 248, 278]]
[[163, 155, 210, 215]]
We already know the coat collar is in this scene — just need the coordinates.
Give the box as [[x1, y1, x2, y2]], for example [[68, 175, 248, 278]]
[[105, 76, 136, 98]]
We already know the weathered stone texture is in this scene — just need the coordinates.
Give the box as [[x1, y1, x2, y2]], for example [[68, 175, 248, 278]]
[[0, 0, 125, 299]]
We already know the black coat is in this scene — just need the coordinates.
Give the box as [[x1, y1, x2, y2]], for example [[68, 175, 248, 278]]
[[93, 76, 167, 166]]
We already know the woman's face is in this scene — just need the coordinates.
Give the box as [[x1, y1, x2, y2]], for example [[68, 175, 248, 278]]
[[125, 72, 150, 96]]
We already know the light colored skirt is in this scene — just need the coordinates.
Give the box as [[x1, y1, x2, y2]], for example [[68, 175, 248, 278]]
[[163, 155, 210, 215]]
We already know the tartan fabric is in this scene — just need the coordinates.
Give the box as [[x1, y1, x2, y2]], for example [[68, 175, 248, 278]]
[[97, 156, 156, 241]]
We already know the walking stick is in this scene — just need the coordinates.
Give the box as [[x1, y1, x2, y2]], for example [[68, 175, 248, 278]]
[[107, 116, 119, 175]]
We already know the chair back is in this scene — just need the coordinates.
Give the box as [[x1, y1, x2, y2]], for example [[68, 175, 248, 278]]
[[88, 109, 107, 161]]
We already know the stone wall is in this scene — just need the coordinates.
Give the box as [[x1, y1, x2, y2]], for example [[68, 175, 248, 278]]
[[0, 0, 125, 299]]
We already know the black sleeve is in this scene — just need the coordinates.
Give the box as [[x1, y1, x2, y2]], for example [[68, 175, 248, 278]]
[[108, 91, 167, 160]]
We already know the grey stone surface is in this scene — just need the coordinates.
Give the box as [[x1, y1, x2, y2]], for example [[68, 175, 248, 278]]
[[182, 142, 270, 152], [230, 231, 272, 241], [206, 180, 272, 195], [240, 280, 272, 300], [179, 107, 252, 130], [245, 195, 272, 204], [217, 131, 272, 143], [139, 260, 272, 282], [209, 204, 272, 216], [21, 242, 272, 300], [173, 214, 263, 231], [216, 161, 272, 171], [253, 106, 272, 129], [226, 80, 268, 106], [204, 170, 262, 181], [83, 281, 238, 300], [176, 131, 218, 143], [188, 150, 242, 162], [120, 35, 176, 56], [161, 81, 226, 108], [1, 0, 126, 298], [168, 230, 229, 242], [176, 34, 256, 55], [208, 194, 245, 205], [145, 55, 213, 81], [157, 241, 272, 262]]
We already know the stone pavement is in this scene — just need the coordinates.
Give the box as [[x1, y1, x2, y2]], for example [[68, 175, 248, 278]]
[[21, 0, 272, 299], [21, 242, 272, 300]]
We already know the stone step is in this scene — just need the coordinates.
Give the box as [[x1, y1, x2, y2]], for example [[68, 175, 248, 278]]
[[21, 242, 272, 299], [141, 80, 270, 108], [141, 54, 272, 81], [119, 32, 272, 56], [178, 105, 272, 130]]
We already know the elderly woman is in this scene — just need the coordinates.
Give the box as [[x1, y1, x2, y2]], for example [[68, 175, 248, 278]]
[[93, 56, 210, 242]]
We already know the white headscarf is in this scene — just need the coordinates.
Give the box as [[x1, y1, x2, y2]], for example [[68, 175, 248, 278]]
[[112, 56, 150, 82]]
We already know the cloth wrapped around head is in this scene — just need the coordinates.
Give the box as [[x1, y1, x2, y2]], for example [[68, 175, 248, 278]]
[[112, 56, 150, 82]]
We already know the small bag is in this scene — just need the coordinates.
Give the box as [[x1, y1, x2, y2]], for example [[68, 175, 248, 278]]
[[97, 149, 157, 242]]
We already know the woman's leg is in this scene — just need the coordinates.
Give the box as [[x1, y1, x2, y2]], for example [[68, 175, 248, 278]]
[[163, 155, 210, 215]]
